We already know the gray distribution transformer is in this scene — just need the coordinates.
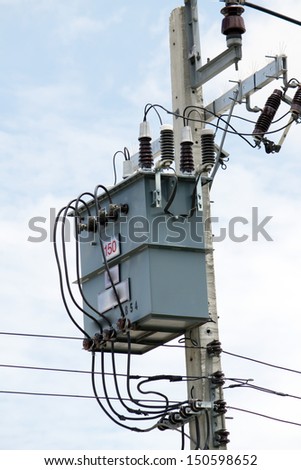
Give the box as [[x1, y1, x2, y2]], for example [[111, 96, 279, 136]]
[[78, 171, 210, 354]]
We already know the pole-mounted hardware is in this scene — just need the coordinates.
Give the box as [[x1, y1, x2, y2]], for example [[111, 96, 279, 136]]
[[185, 0, 245, 88]]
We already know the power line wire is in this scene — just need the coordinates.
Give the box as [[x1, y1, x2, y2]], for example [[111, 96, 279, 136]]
[[227, 406, 301, 427], [222, 350, 301, 375], [1, 330, 300, 375], [1, 389, 300, 429]]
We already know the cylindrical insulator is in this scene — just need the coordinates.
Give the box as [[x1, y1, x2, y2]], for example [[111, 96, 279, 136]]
[[200, 128, 215, 172], [180, 126, 194, 174], [138, 121, 153, 169], [179, 405, 192, 419], [291, 85, 301, 120], [214, 399, 228, 415], [221, 5, 246, 36], [168, 412, 182, 425], [252, 89, 282, 141], [160, 124, 174, 166], [215, 429, 230, 446]]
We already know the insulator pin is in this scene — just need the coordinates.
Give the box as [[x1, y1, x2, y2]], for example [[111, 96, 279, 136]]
[[160, 124, 174, 167], [180, 126, 194, 174], [214, 400, 228, 415], [200, 128, 215, 172], [211, 370, 225, 387], [252, 89, 282, 142], [138, 121, 153, 169], [221, 5, 246, 37], [214, 428, 230, 446], [206, 339, 222, 357]]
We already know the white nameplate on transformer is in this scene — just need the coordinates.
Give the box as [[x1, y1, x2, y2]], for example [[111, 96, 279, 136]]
[[97, 279, 130, 314], [104, 264, 120, 289]]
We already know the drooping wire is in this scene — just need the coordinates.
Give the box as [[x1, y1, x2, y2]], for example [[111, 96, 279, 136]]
[[94, 184, 112, 208], [125, 332, 180, 414], [90, 351, 161, 433], [55, 196, 110, 332], [143, 103, 163, 125], [1, 330, 300, 376], [97, 226, 126, 319], [163, 172, 178, 215], [53, 201, 91, 339], [222, 350, 301, 375], [73, 193, 112, 328], [194, 415, 201, 450], [112, 148, 130, 186], [224, 378, 301, 400], [227, 405, 301, 427]]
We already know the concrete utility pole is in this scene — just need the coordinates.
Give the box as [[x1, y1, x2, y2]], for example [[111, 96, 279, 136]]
[[170, 1, 228, 450]]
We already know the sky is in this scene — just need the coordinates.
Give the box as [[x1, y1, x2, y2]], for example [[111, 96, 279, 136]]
[[0, 0, 300, 451]]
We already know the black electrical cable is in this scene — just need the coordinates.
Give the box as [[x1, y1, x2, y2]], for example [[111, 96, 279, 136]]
[[0, 389, 180, 405], [163, 173, 178, 215], [94, 184, 112, 207], [224, 378, 301, 400], [227, 405, 301, 427], [185, 108, 203, 127], [1, 330, 300, 376], [181, 424, 185, 450], [222, 350, 301, 375], [0, 362, 209, 384], [112, 149, 129, 186], [57, 200, 106, 329], [0, 331, 83, 341], [110, 342, 146, 416], [125, 333, 176, 414], [3, 387, 301, 429], [53, 202, 91, 339], [143, 103, 163, 125], [97, 227, 126, 319], [243, 1, 301, 27], [101, 347, 181, 421], [73, 194, 112, 328], [194, 415, 201, 450], [203, 409, 211, 450], [99, 348, 128, 421], [90, 351, 160, 433], [174, 426, 200, 449]]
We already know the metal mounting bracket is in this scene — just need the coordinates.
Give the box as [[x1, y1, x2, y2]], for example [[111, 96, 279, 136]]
[[185, 0, 243, 89], [204, 54, 288, 122]]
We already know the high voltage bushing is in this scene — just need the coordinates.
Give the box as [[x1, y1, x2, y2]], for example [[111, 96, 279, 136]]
[[138, 121, 153, 169], [180, 126, 195, 174], [252, 89, 283, 143], [291, 85, 301, 120], [200, 128, 215, 172], [160, 124, 175, 167]]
